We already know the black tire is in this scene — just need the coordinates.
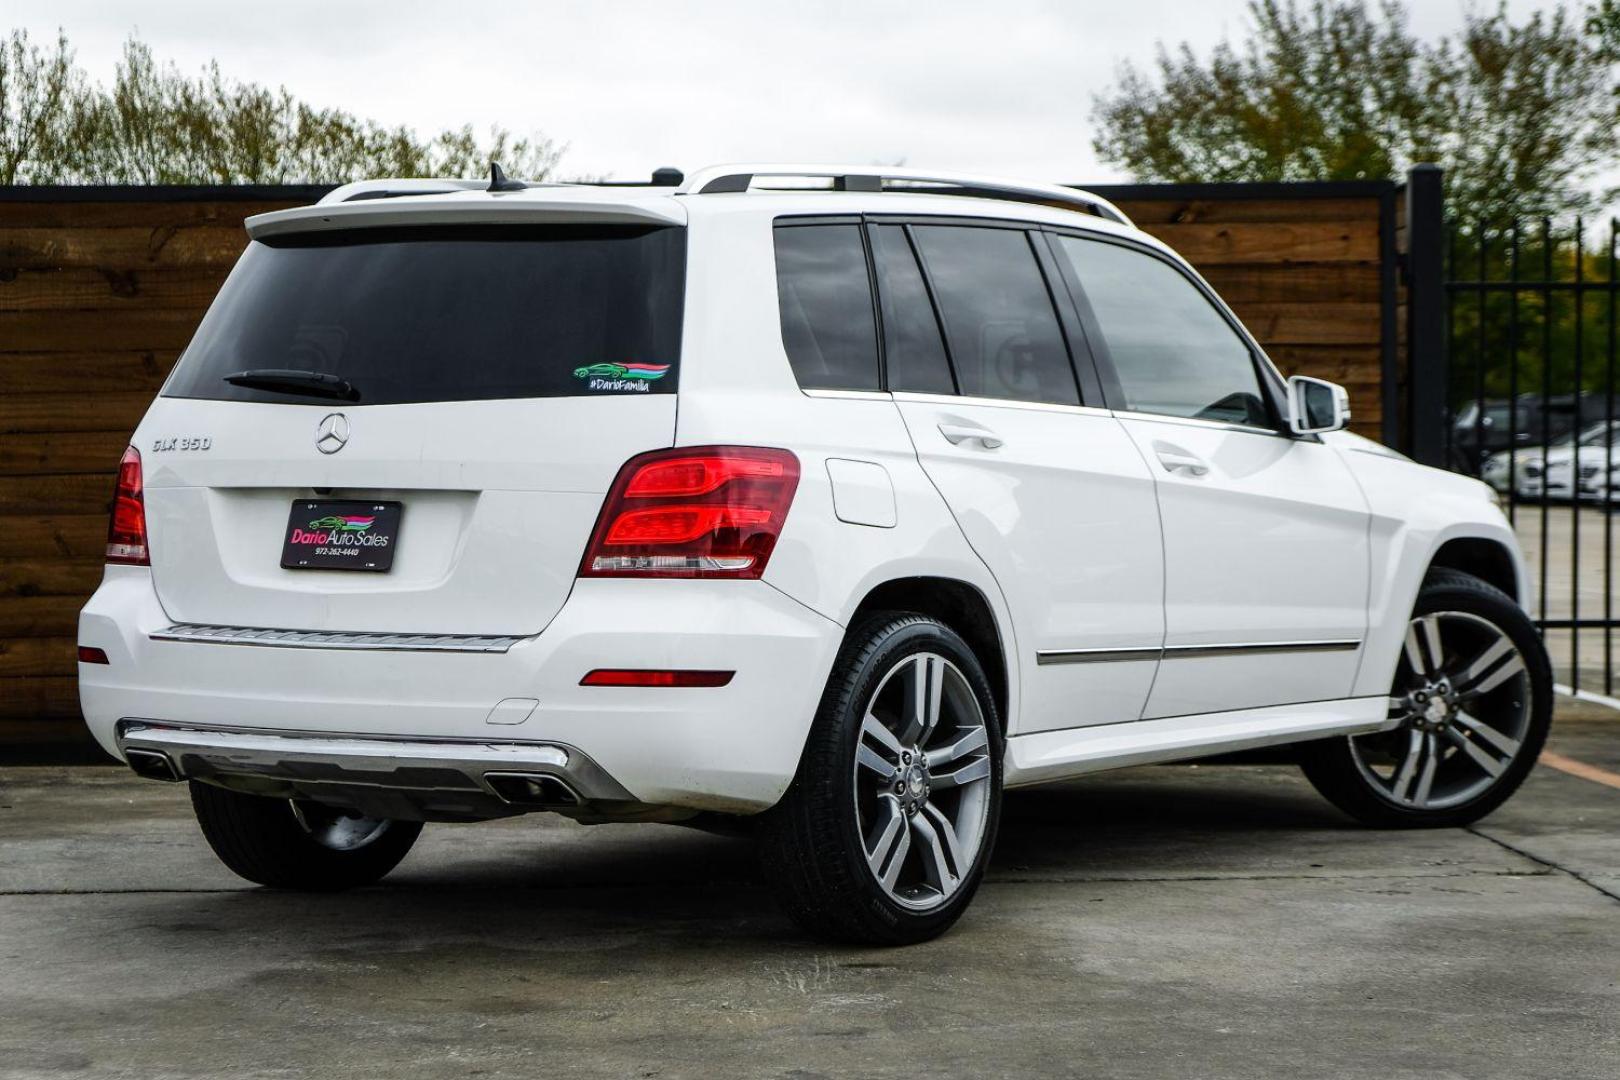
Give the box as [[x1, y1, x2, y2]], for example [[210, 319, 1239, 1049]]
[[758, 612, 1003, 945], [1299, 569, 1552, 828], [190, 781, 423, 890]]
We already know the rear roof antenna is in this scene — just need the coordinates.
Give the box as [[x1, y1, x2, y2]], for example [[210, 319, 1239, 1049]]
[[650, 166, 684, 187], [488, 162, 526, 193]]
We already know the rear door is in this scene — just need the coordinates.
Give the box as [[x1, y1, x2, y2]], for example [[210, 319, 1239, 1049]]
[[1050, 231, 1370, 719], [876, 220, 1165, 731], [139, 222, 686, 636]]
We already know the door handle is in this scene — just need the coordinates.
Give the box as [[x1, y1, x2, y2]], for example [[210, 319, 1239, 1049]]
[[1156, 449, 1209, 476], [938, 423, 1004, 449]]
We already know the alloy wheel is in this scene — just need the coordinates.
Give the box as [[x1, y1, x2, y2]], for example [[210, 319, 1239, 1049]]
[[1351, 611, 1532, 811], [852, 652, 994, 911]]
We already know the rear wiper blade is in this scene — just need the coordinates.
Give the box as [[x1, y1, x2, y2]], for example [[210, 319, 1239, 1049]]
[[223, 368, 359, 402]]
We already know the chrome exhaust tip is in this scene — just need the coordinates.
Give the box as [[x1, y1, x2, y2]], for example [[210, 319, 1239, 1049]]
[[125, 748, 182, 783], [484, 772, 582, 808]]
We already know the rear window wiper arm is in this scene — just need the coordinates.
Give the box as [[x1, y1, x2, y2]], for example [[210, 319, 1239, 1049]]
[[223, 368, 360, 402]]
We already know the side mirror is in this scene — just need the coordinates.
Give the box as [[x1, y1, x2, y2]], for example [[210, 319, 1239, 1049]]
[[1287, 376, 1350, 435]]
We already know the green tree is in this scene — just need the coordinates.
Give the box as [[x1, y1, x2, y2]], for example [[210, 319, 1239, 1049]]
[[0, 32, 560, 184], [1091, 1, 1618, 220]]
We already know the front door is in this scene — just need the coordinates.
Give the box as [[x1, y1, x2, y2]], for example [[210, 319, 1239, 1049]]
[[1051, 231, 1370, 719]]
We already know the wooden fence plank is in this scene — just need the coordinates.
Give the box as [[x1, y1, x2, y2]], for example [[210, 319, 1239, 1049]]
[[0, 309, 205, 352], [0, 678, 83, 722], [1, 393, 150, 435], [1111, 196, 1382, 226], [1228, 302, 1383, 346], [0, 200, 299, 229], [1, 226, 250, 270], [0, 268, 230, 312], [0, 636, 76, 677], [0, 557, 104, 597], [0, 352, 175, 396], [0, 432, 133, 476], [0, 516, 108, 559], [1141, 221, 1379, 264], [0, 474, 113, 516], [0, 595, 81, 638]]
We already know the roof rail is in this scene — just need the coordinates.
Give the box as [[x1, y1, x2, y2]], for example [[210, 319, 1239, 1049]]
[[675, 164, 1132, 226], [316, 178, 488, 206]]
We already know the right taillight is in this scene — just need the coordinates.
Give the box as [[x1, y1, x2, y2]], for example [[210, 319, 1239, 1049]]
[[579, 446, 800, 579], [105, 445, 150, 566]]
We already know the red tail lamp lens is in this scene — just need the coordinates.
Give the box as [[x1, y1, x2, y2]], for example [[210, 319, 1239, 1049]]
[[580, 446, 800, 579], [580, 669, 735, 687], [105, 446, 150, 566]]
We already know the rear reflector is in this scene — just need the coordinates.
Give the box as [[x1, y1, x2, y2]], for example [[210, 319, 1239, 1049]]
[[77, 646, 110, 665], [580, 669, 735, 687], [580, 446, 800, 579], [105, 445, 150, 566]]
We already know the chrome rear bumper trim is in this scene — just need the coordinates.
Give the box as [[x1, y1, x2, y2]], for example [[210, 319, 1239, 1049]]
[[150, 623, 525, 653], [114, 720, 635, 818]]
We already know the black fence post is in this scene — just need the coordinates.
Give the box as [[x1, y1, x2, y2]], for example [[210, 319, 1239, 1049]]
[[1405, 164, 1447, 467]]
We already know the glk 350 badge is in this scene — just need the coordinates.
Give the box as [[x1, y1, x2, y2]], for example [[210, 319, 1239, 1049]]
[[151, 436, 212, 452]]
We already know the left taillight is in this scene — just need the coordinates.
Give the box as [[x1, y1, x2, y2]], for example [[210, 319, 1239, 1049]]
[[105, 445, 149, 566], [579, 446, 800, 579]]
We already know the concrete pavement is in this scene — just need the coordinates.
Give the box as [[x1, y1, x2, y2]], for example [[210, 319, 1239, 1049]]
[[1, 703, 1617, 1079]]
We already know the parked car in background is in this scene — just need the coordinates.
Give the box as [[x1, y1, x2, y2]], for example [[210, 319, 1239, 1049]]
[[1452, 394, 1619, 476], [1498, 419, 1620, 502], [79, 164, 1553, 945]]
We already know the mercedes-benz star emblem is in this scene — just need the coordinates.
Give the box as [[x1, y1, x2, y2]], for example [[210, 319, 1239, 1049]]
[[315, 413, 350, 455]]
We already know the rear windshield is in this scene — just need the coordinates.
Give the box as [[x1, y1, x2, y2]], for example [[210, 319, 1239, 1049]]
[[164, 224, 686, 405]]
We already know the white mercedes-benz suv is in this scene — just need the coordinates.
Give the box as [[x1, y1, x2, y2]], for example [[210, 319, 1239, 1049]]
[[78, 165, 1552, 944]]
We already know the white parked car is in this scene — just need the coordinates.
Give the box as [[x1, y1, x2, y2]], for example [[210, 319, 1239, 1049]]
[[79, 165, 1553, 944], [1485, 420, 1620, 501]]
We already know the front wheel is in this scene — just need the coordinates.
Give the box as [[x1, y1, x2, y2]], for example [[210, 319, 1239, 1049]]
[[190, 781, 423, 890], [759, 613, 1003, 945], [1300, 569, 1552, 828]]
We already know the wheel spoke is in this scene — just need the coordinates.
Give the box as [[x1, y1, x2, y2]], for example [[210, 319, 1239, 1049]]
[[856, 743, 899, 781], [910, 809, 959, 898], [865, 795, 910, 890], [1390, 727, 1425, 801], [900, 655, 946, 746], [1404, 615, 1444, 676], [1412, 732, 1440, 806], [1443, 725, 1508, 779], [927, 727, 988, 769], [932, 756, 991, 791], [1451, 709, 1522, 758], [862, 712, 905, 757], [1454, 635, 1522, 697], [921, 802, 968, 879]]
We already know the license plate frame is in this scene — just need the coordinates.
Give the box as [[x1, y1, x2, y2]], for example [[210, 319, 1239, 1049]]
[[280, 499, 403, 572]]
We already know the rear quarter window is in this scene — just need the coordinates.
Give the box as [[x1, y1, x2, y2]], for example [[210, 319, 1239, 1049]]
[[164, 224, 686, 405], [772, 224, 881, 391]]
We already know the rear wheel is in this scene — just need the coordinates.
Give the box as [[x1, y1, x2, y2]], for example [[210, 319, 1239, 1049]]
[[1300, 569, 1551, 828], [190, 781, 422, 890], [759, 612, 1002, 945]]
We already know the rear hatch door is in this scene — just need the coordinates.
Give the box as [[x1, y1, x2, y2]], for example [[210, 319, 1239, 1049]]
[[137, 217, 685, 636]]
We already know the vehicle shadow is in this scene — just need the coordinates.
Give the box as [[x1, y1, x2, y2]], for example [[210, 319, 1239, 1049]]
[[153, 766, 1359, 949]]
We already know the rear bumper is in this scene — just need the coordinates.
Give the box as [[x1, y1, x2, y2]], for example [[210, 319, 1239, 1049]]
[[79, 567, 843, 814]]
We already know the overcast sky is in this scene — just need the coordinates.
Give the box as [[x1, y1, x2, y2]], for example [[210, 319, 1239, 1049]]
[[10, 0, 1554, 185]]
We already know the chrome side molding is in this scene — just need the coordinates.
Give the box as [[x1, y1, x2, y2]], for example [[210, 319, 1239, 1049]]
[[1037, 640, 1362, 665]]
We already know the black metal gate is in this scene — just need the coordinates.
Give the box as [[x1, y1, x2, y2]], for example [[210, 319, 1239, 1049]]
[[1439, 208, 1620, 697]]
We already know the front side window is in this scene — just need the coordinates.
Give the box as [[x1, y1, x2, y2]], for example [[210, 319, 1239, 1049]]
[[166, 224, 686, 405], [1055, 236, 1271, 427], [910, 225, 1079, 406], [773, 224, 881, 391]]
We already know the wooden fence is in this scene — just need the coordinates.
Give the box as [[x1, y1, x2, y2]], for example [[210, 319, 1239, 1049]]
[[0, 179, 1403, 752]]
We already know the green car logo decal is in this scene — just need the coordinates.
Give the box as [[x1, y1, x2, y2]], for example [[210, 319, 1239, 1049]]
[[573, 362, 670, 392]]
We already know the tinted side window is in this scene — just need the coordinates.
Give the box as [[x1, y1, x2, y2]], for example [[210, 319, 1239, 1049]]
[[1056, 236, 1270, 427], [773, 225, 880, 391], [910, 226, 1078, 406], [870, 225, 954, 395]]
